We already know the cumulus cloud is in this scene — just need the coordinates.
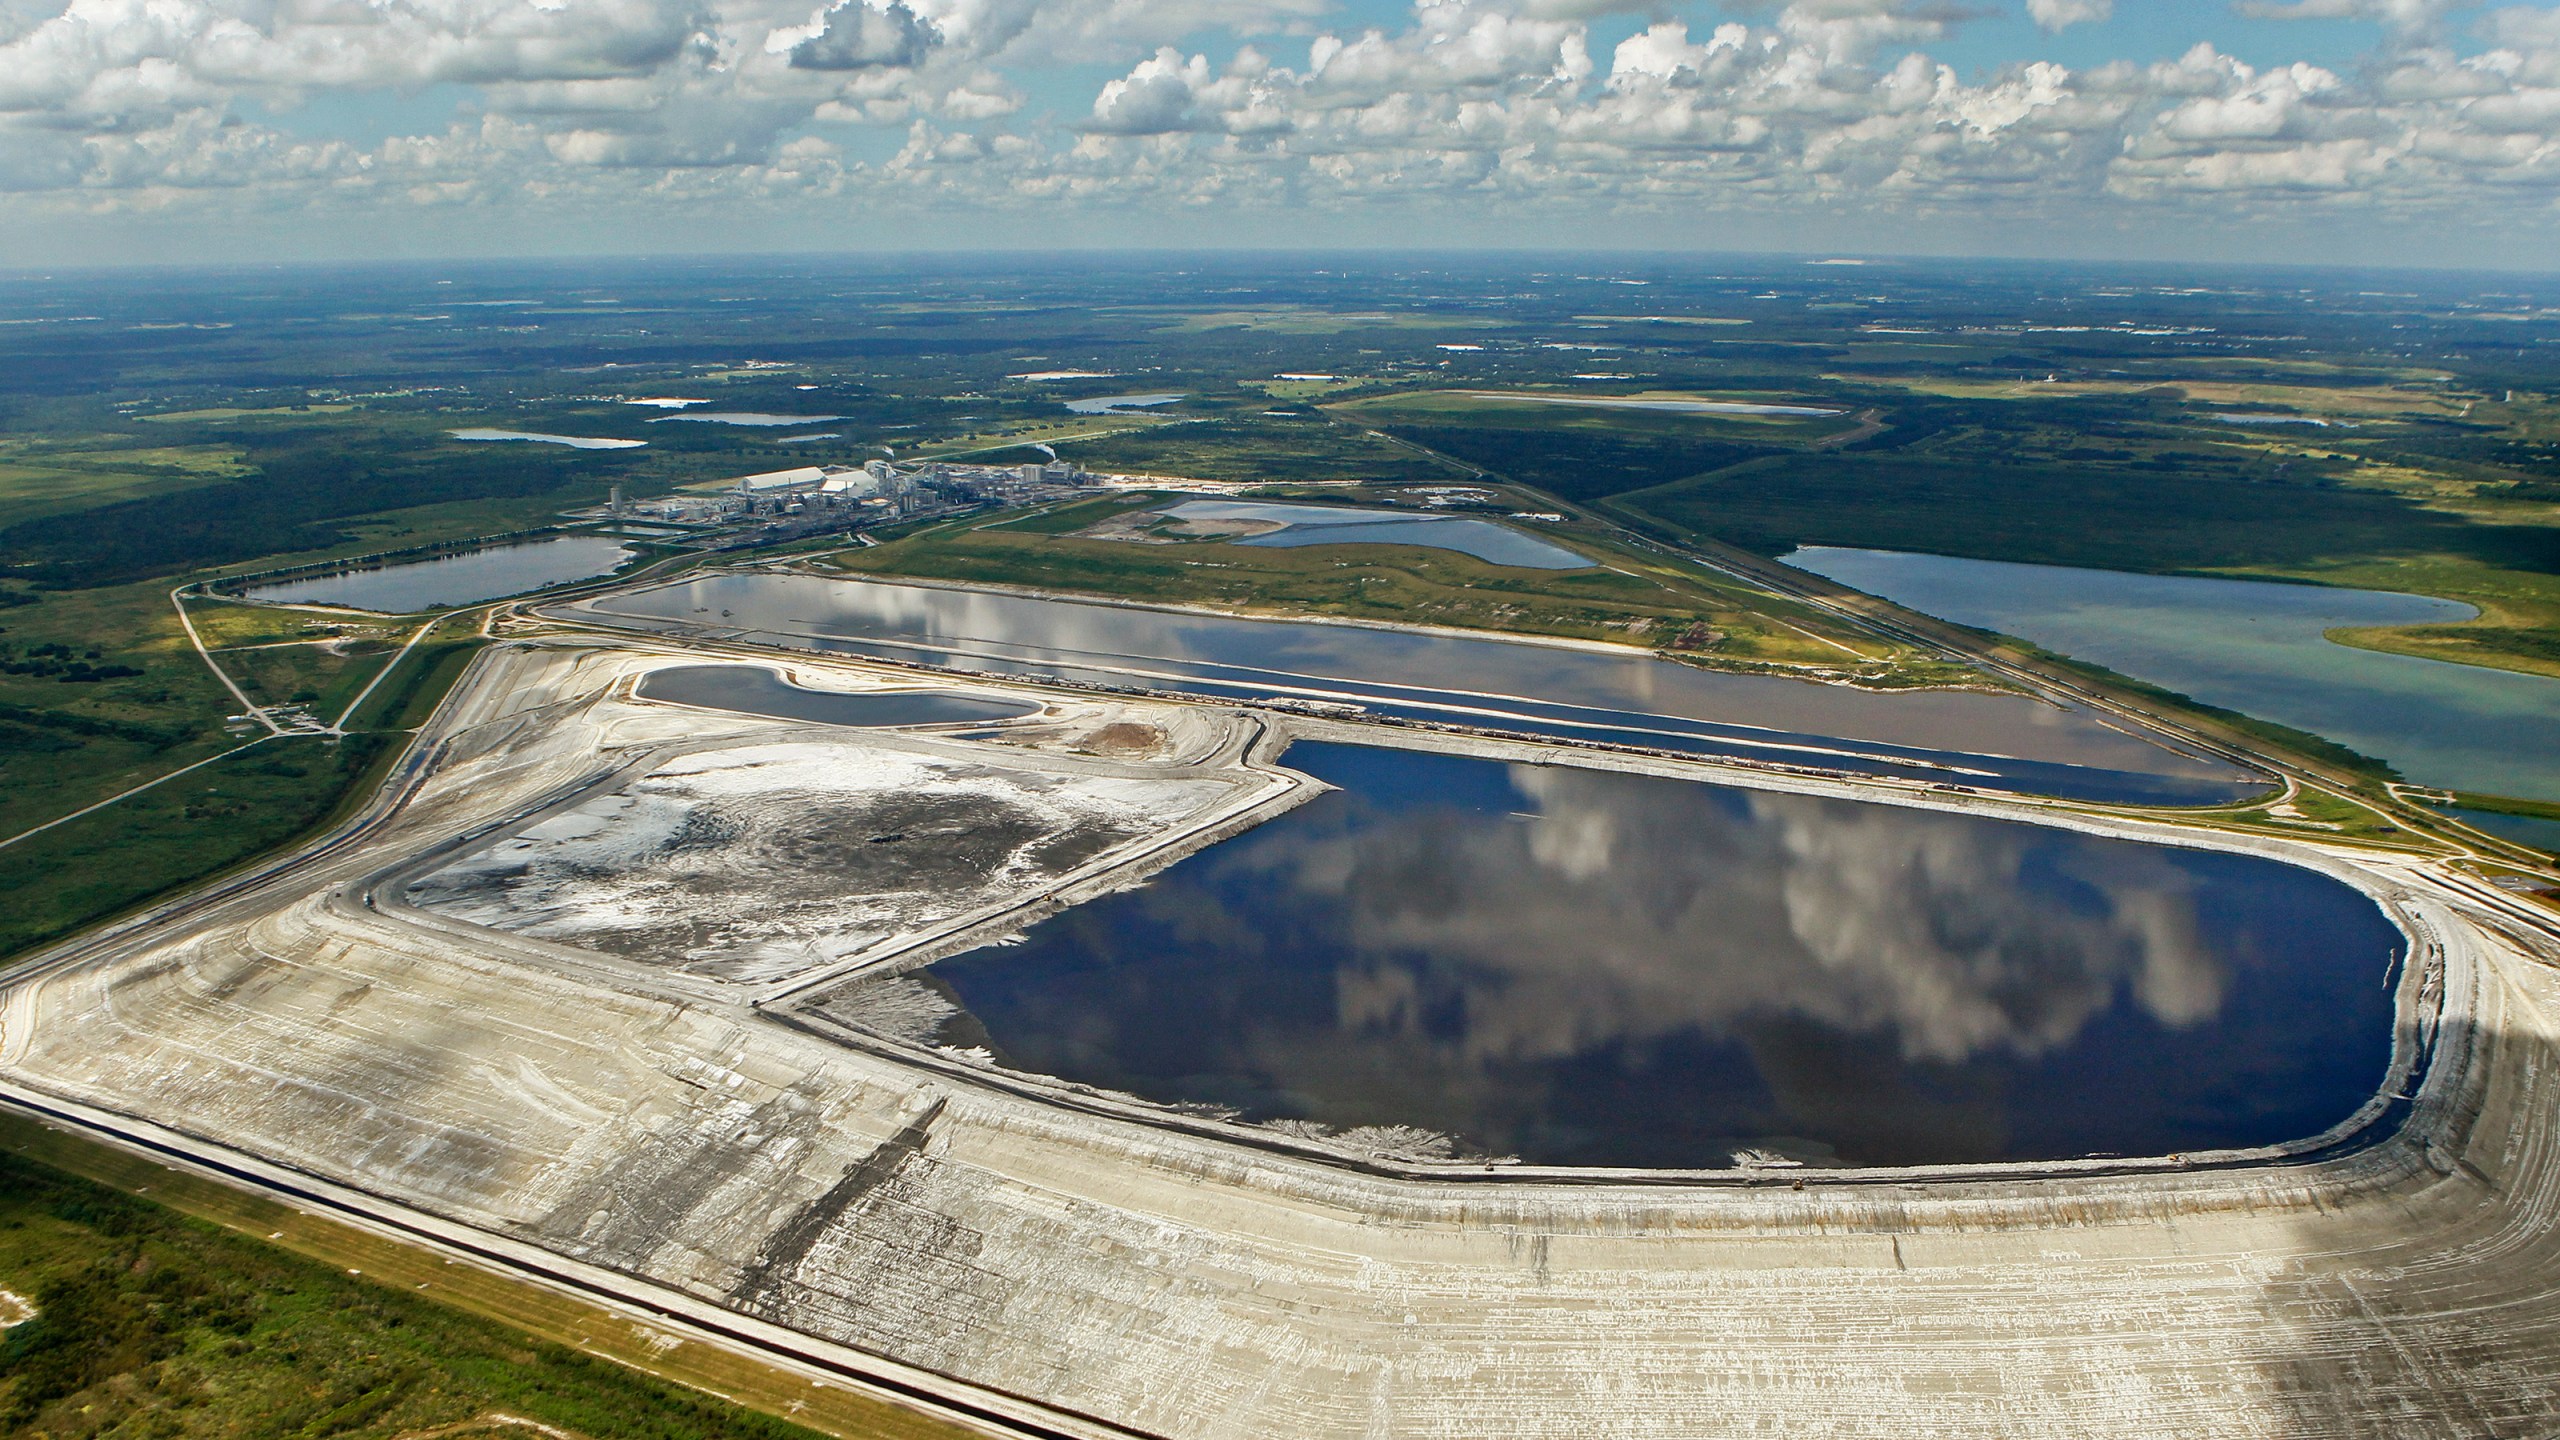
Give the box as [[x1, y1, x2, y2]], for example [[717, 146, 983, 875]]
[[1084, 45, 1290, 134], [784, 0, 940, 70], [2234, 0, 2462, 35], [2026, 0, 2110, 33], [0, 0, 2552, 248]]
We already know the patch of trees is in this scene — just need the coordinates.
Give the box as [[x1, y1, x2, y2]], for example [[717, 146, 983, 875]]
[[1375, 424, 1778, 502], [0, 642, 144, 682], [0, 426, 641, 588], [1627, 454, 2560, 577], [0, 700, 189, 746]]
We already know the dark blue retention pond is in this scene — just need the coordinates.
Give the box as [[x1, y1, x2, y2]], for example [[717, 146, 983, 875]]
[[924, 742, 2401, 1171]]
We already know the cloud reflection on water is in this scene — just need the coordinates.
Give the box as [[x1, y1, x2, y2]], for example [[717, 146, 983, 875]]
[[1250, 763, 2226, 1069], [926, 743, 2392, 1167]]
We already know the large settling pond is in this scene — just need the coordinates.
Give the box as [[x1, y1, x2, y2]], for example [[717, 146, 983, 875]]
[[1793, 547, 2560, 803], [245, 535, 633, 612], [921, 743, 2401, 1170], [577, 575, 2261, 806]]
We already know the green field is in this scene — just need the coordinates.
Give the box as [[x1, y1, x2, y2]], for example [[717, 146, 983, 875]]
[[1606, 453, 2552, 572], [1041, 416, 1455, 486], [0, 442, 253, 529]]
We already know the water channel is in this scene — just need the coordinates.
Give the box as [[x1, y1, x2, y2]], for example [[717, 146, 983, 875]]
[[921, 741, 2399, 1170], [244, 535, 634, 612], [1791, 547, 2560, 802], [573, 574, 2261, 805]]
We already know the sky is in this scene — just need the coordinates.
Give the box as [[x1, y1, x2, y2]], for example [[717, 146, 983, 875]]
[[1, 0, 2557, 268]]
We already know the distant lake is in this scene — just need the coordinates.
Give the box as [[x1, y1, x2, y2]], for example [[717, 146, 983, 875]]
[[1065, 392, 1186, 414], [244, 535, 633, 612], [1164, 498, 1593, 570], [449, 429, 645, 449], [923, 741, 2398, 1170], [1793, 547, 2560, 801], [649, 412, 846, 427]]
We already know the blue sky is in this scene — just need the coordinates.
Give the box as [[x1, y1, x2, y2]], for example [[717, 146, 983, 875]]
[[2, 1, 2555, 267]]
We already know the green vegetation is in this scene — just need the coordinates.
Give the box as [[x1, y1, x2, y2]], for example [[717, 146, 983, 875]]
[[0, 417, 646, 589], [1331, 389, 1848, 503], [0, 1113, 980, 1440], [1606, 453, 2558, 576], [0, 577, 481, 966], [2445, 792, 2560, 823], [2223, 784, 2415, 845], [2306, 554, 2560, 681], [0, 733, 392, 957], [0, 583, 240, 847], [0, 440, 251, 529], [1044, 416, 1452, 485], [0, 1140, 941, 1440]]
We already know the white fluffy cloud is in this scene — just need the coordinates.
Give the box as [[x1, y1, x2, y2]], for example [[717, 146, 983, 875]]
[[0, 0, 2555, 248], [2026, 0, 2111, 33]]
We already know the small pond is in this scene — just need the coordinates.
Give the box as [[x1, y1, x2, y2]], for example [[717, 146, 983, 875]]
[[650, 412, 846, 427], [919, 742, 2400, 1170], [244, 535, 633, 612], [636, 665, 1039, 727], [1066, 393, 1187, 414], [449, 429, 645, 449], [1164, 499, 1593, 570], [1792, 547, 2560, 802]]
